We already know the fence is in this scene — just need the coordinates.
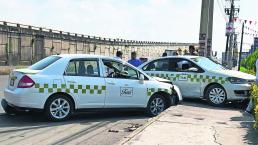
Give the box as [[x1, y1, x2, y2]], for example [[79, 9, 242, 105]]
[[0, 21, 197, 66]]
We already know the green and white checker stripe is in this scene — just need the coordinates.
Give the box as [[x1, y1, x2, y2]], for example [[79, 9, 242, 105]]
[[147, 73, 226, 84], [147, 88, 172, 96], [34, 83, 106, 94]]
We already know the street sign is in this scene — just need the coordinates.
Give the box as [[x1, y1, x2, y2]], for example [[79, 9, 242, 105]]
[[226, 22, 233, 35]]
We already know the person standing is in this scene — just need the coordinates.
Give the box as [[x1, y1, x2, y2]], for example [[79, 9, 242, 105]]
[[186, 45, 198, 56], [128, 51, 142, 67], [162, 52, 167, 57], [115, 51, 123, 59], [245, 59, 258, 114], [173, 51, 178, 56]]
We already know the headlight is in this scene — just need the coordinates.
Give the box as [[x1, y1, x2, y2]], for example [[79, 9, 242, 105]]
[[227, 77, 247, 84]]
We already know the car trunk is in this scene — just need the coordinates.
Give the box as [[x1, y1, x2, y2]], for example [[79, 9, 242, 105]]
[[8, 69, 40, 91]]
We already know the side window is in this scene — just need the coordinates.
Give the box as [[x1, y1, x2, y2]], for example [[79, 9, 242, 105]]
[[176, 59, 200, 72], [103, 60, 139, 79], [66, 61, 77, 76], [65, 60, 100, 77], [143, 59, 169, 71]]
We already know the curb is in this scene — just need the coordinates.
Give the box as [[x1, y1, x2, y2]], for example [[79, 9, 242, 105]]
[[117, 107, 172, 145]]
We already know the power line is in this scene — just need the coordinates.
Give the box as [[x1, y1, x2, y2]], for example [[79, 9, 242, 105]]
[[216, 0, 228, 22]]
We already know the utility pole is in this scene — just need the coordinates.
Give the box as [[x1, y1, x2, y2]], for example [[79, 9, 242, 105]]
[[224, 0, 240, 69], [238, 22, 244, 71], [199, 0, 214, 57], [207, 0, 214, 57]]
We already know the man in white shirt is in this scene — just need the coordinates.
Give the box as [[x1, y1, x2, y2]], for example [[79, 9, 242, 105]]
[[245, 59, 258, 114]]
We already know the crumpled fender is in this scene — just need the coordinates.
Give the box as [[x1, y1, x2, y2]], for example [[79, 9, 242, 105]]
[[172, 85, 183, 104]]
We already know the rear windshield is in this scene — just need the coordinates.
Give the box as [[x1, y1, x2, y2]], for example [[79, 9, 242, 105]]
[[29, 56, 61, 70]]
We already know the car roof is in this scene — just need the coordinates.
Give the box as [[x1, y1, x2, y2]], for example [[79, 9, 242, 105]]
[[138, 55, 203, 68], [56, 54, 117, 60], [164, 55, 201, 59]]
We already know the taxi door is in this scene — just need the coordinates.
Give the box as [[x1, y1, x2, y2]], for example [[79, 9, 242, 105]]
[[101, 59, 147, 108], [64, 59, 106, 108], [170, 58, 202, 98], [143, 58, 202, 98]]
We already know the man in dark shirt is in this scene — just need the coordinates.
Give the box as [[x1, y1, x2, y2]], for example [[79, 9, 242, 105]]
[[115, 51, 123, 59], [128, 51, 142, 67], [186, 45, 198, 56], [162, 52, 167, 57]]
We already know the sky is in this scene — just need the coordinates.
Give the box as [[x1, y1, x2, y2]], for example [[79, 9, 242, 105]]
[[1, 0, 258, 58]]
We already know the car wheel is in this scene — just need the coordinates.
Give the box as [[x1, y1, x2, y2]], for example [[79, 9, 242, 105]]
[[146, 94, 167, 117], [205, 84, 227, 106], [45, 95, 74, 121]]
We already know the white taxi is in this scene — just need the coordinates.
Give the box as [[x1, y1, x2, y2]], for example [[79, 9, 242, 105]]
[[139, 56, 256, 106], [2, 54, 182, 121]]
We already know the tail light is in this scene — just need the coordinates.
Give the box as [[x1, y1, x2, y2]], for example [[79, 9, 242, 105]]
[[18, 75, 35, 88]]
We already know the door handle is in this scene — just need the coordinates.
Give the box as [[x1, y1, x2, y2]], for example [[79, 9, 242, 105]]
[[107, 82, 115, 85], [67, 81, 76, 83]]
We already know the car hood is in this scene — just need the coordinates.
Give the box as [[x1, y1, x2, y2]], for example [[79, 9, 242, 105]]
[[210, 69, 255, 80]]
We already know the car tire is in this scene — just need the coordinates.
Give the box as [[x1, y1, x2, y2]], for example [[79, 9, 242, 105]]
[[44, 95, 74, 121], [146, 94, 167, 117], [205, 84, 227, 107]]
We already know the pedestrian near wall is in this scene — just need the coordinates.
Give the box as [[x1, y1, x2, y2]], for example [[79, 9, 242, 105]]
[[115, 51, 123, 59], [245, 59, 258, 114], [128, 51, 142, 67], [162, 52, 167, 57], [185, 45, 198, 56]]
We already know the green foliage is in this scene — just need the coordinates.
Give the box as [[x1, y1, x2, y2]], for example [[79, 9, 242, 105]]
[[241, 50, 258, 72], [240, 67, 255, 75], [250, 84, 258, 129]]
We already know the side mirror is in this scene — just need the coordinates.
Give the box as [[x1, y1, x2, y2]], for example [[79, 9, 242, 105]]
[[139, 74, 144, 84]]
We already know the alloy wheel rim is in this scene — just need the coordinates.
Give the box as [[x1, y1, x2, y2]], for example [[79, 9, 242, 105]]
[[209, 88, 226, 104], [150, 97, 165, 115], [50, 98, 70, 119]]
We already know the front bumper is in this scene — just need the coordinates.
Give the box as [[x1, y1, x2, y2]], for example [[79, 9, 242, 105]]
[[224, 83, 252, 100], [172, 85, 183, 104]]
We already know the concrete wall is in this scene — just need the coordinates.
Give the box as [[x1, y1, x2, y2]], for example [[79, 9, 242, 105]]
[[0, 22, 197, 66]]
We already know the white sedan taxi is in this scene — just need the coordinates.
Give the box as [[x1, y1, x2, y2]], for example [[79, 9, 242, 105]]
[[2, 54, 182, 121], [139, 56, 256, 106]]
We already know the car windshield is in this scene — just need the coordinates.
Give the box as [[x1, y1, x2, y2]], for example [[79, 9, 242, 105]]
[[190, 57, 225, 70], [29, 56, 61, 70]]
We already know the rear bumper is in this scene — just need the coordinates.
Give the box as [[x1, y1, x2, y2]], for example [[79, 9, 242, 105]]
[[1, 99, 43, 112], [4, 88, 47, 109]]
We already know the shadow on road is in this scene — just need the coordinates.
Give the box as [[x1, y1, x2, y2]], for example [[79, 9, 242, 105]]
[[182, 98, 248, 110], [0, 110, 149, 133], [231, 112, 258, 145]]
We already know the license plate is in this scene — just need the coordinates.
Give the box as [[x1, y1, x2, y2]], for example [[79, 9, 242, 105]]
[[10, 77, 16, 86], [10, 79, 14, 86]]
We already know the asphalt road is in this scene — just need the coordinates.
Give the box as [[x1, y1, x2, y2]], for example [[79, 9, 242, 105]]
[[0, 75, 249, 145]]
